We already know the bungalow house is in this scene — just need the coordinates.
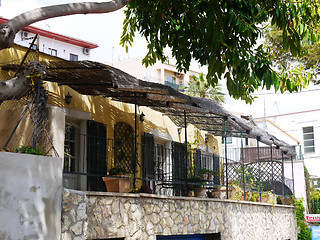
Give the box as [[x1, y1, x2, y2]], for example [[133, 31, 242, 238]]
[[0, 42, 298, 239]]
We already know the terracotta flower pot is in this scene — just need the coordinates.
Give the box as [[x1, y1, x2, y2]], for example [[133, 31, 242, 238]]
[[194, 187, 206, 198], [102, 175, 130, 193], [240, 191, 249, 201]]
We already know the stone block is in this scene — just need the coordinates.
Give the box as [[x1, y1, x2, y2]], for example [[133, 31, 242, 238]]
[[70, 222, 83, 236]]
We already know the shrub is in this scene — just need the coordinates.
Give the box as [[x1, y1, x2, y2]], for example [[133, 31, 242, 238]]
[[294, 199, 311, 240], [16, 145, 43, 155]]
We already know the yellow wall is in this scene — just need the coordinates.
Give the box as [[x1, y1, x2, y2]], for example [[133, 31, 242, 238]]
[[1, 45, 220, 188], [0, 45, 59, 151]]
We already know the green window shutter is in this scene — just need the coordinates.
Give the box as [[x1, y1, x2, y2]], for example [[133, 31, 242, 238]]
[[172, 141, 187, 196], [194, 149, 201, 177], [213, 154, 220, 185], [143, 133, 155, 179], [87, 120, 107, 191]]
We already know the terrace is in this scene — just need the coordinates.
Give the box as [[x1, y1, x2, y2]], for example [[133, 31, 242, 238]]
[[0, 45, 299, 239]]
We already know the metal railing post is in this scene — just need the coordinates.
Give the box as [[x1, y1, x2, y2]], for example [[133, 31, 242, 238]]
[[133, 93, 137, 189], [257, 137, 261, 202], [281, 151, 286, 204], [271, 145, 275, 194], [184, 110, 188, 196], [241, 130, 246, 200], [291, 155, 295, 196], [224, 117, 228, 199]]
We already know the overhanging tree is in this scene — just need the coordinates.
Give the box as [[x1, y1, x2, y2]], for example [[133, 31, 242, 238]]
[[264, 25, 320, 86], [121, 0, 320, 103], [184, 73, 225, 103], [0, 0, 320, 103]]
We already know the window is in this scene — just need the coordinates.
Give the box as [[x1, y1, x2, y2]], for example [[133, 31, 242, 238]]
[[48, 48, 57, 56], [64, 123, 77, 173], [70, 53, 78, 61], [303, 126, 315, 153], [166, 75, 176, 84], [63, 122, 81, 189], [165, 75, 180, 90], [222, 137, 232, 144], [155, 143, 165, 180]]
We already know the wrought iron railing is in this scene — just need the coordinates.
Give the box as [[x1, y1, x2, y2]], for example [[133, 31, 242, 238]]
[[62, 133, 295, 203], [62, 133, 221, 193]]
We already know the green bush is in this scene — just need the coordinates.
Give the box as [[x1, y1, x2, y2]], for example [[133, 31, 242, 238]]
[[16, 145, 43, 155], [310, 190, 320, 214], [109, 166, 129, 176], [295, 199, 311, 240]]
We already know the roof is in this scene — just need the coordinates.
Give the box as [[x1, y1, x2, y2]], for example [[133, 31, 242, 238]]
[[34, 60, 294, 155], [0, 17, 98, 49]]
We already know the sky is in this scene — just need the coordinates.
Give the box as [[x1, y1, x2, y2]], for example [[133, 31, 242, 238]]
[[0, 0, 148, 65], [1, 0, 320, 119]]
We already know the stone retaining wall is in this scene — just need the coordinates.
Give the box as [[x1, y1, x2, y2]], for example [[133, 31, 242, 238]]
[[61, 190, 87, 240], [61, 189, 297, 240]]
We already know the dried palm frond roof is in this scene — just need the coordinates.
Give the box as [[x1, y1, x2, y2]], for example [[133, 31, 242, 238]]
[[3, 59, 295, 155]]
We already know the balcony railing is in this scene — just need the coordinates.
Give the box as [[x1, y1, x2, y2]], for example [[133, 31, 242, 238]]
[[63, 133, 295, 202], [63, 133, 220, 194], [165, 81, 184, 91]]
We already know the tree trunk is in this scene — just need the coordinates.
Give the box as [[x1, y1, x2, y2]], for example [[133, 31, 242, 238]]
[[0, 0, 129, 50], [0, 61, 46, 103], [0, 75, 31, 102]]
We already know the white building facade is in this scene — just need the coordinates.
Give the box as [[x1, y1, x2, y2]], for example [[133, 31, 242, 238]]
[[0, 17, 98, 61], [114, 57, 201, 91], [223, 83, 320, 206]]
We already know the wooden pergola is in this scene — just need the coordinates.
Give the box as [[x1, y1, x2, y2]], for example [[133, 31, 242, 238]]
[[41, 60, 294, 155]]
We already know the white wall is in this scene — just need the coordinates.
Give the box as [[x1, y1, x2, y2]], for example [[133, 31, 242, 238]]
[[114, 57, 200, 86], [255, 111, 320, 177], [225, 83, 320, 178], [14, 30, 92, 61], [284, 160, 308, 209], [0, 152, 63, 240]]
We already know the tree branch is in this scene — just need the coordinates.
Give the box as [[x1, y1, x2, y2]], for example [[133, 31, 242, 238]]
[[0, 61, 46, 103]]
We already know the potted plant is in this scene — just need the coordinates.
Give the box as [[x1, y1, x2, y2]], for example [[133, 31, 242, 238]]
[[188, 175, 207, 198], [16, 145, 43, 155], [199, 168, 215, 181], [194, 184, 207, 198], [102, 166, 131, 193], [247, 191, 260, 202], [208, 186, 222, 198]]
